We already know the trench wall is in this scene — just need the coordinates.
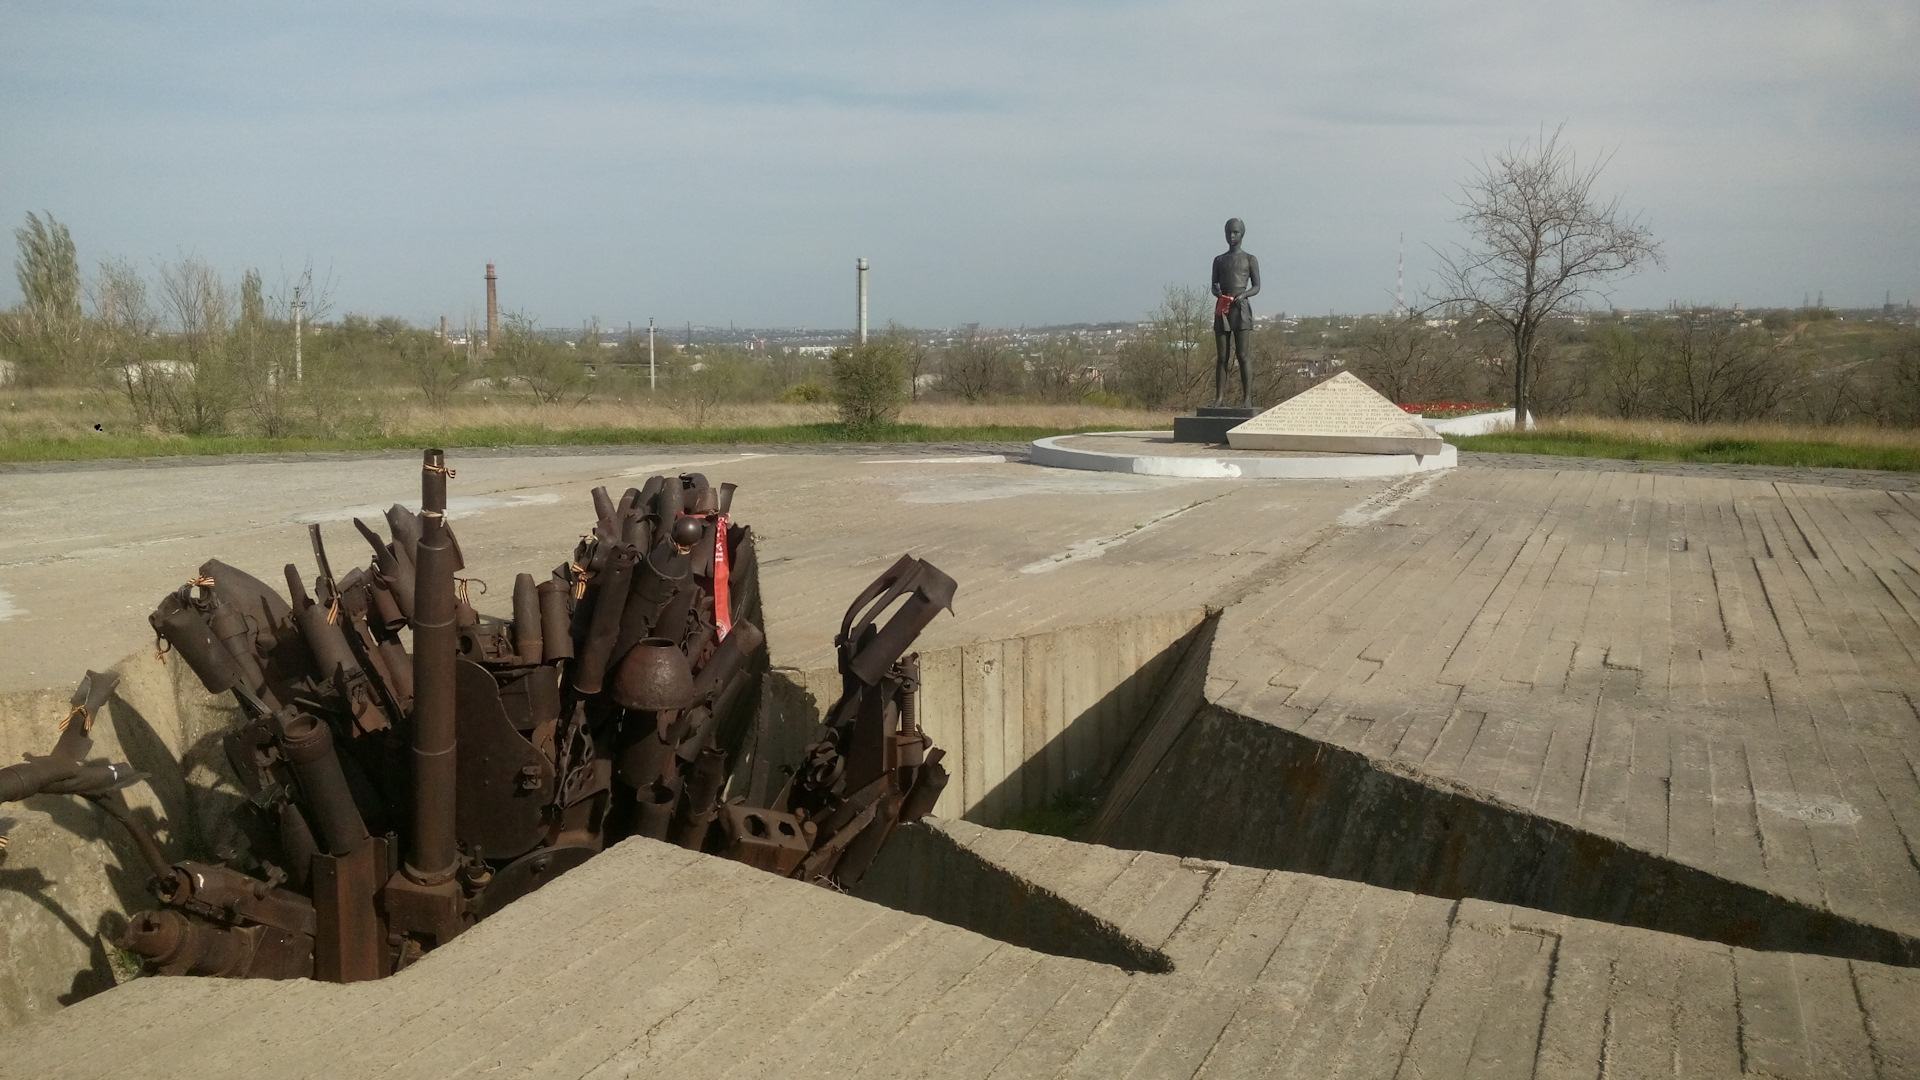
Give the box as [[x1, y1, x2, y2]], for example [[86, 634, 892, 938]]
[[0, 650, 247, 1030], [758, 608, 1207, 825]]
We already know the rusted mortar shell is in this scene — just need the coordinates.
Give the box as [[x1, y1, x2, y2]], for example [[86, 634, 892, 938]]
[[290, 566, 363, 684], [378, 639, 413, 709], [621, 508, 651, 549], [651, 575, 697, 648], [573, 544, 638, 695], [687, 485, 720, 516], [690, 518, 718, 577], [651, 481, 681, 524], [616, 487, 643, 514], [276, 709, 369, 856], [122, 910, 254, 977], [511, 573, 543, 665], [717, 482, 737, 514], [385, 503, 423, 563], [625, 540, 690, 636], [610, 638, 696, 712], [407, 449, 459, 885], [283, 564, 312, 609], [691, 621, 764, 702], [591, 485, 616, 525], [353, 518, 402, 579], [153, 602, 244, 694], [537, 579, 573, 661], [205, 596, 267, 693], [389, 538, 418, 622], [278, 802, 318, 891], [367, 580, 406, 632]]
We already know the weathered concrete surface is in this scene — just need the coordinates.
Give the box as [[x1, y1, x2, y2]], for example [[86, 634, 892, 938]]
[[6, 829, 1916, 1079], [0, 450, 1388, 693], [6, 450, 1920, 1074], [1199, 468, 1920, 953]]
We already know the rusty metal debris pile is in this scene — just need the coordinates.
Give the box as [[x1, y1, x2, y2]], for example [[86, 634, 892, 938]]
[[0, 450, 954, 983]]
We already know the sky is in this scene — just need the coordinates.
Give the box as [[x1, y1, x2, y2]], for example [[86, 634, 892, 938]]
[[2, 1, 1915, 331]]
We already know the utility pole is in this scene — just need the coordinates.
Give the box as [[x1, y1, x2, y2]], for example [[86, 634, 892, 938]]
[[856, 257, 869, 344], [648, 317, 656, 393], [292, 286, 305, 383]]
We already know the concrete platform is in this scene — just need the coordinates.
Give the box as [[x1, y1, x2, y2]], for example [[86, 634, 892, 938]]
[[1032, 431, 1456, 478], [5, 447, 1920, 1075], [2, 831, 1914, 1080]]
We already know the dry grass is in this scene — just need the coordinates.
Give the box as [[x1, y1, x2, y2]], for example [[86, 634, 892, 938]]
[[0, 387, 1177, 441], [1527, 415, 1920, 451]]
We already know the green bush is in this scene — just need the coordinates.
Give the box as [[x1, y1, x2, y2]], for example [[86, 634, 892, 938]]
[[777, 379, 827, 404], [830, 338, 907, 428]]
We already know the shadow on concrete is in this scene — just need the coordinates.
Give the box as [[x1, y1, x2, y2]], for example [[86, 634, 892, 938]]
[[851, 821, 1172, 973], [1101, 701, 1920, 969]]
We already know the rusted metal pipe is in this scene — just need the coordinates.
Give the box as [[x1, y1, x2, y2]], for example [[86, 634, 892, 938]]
[[275, 710, 369, 857], [407, 449, 459, 885]]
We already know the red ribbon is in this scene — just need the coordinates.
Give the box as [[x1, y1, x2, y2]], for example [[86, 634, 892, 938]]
[[712, 514, 731, 640]]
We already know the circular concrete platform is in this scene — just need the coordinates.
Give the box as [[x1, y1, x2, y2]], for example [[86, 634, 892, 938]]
[[1031, 431, 1457, 479]]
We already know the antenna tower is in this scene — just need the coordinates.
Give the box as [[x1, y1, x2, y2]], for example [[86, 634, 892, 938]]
[[1393, 233, 1407, 318]]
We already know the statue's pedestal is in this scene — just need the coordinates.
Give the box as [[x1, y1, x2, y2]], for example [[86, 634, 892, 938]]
[[1173, 406, 1259, 444]]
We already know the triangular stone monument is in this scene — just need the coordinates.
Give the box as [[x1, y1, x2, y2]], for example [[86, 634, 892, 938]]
[[1227, 371, 1445, 455]]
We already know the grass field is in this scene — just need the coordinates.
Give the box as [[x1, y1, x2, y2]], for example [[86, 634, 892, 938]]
[[0, 390, 1175, 463], [1448, 416, 1920, 472], [9, 385, 1920, 472]]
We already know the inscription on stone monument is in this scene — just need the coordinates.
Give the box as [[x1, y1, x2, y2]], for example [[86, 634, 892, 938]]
[[1228, 371, 1445, 455]]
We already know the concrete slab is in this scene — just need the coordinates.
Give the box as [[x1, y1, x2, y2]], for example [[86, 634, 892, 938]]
[[1033, 431, 1456, 478], [1187, 466, 1920, 950], [0, 448, 1399, 693], [4, 830, 1914, 1079]]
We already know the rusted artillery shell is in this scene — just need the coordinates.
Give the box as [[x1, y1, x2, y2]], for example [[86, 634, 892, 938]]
[[152, 599, 245, 694], [537, 579, 573, 661], [511, 573, 542, 665], [572, 544, 637, 695], [276, 710, 369, 857]]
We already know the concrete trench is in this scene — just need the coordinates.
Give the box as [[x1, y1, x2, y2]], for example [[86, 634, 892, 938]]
[[811, 611, 1920, 973], [3, 601, 1915, 1036]]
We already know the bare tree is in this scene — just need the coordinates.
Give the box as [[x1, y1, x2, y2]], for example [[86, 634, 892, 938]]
[[1432, 127, 1662, 422], [1650, 313, 1792, 423], [1347, 317, 1472, 405], [1115, 285, 1211, 409], [939, 326, 1012, 402]]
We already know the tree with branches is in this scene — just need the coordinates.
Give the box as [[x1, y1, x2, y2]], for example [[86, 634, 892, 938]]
[[1432, 127, 1662, 422]]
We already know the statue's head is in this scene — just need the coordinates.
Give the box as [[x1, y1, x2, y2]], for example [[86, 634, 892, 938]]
[[1225, 218, 1245, 244]]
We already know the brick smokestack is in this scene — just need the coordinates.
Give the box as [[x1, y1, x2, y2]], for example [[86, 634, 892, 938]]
[[485, 263, 499, 351]]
